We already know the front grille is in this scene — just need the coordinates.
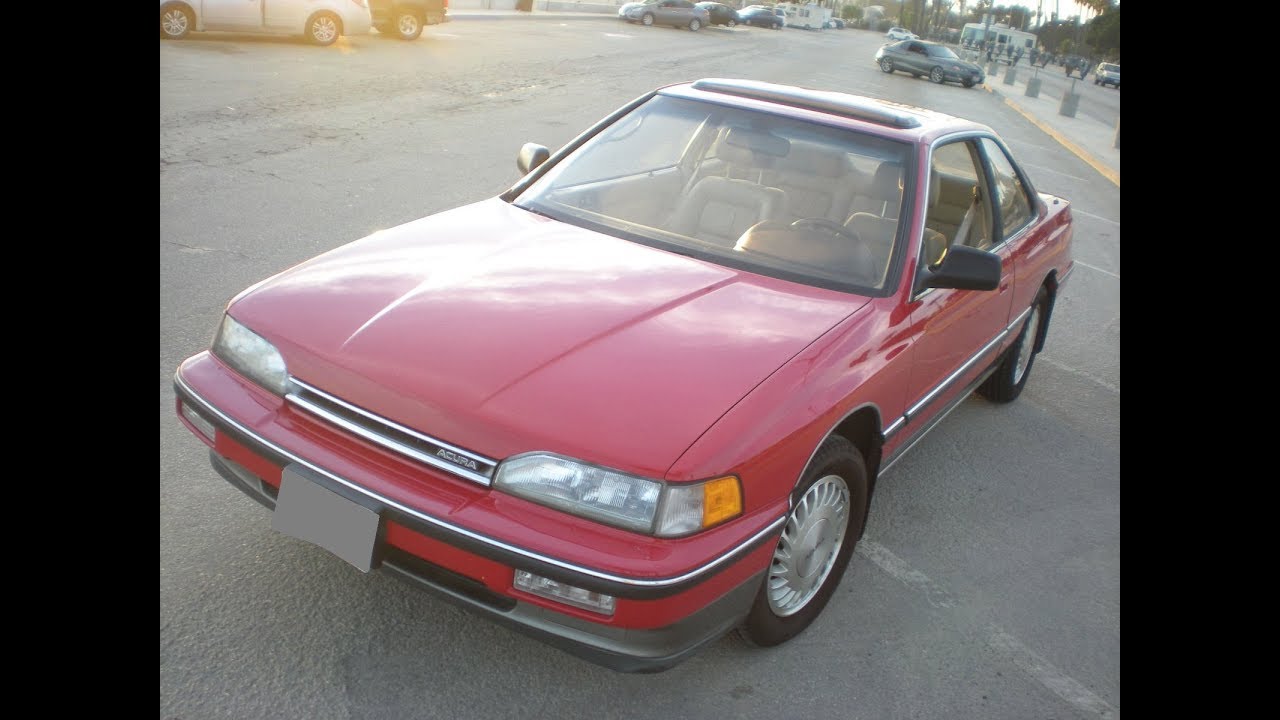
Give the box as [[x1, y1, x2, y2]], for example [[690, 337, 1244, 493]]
[[285, 377, 498, 487]]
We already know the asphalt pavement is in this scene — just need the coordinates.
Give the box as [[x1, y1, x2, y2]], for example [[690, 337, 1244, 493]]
[[444, 9, 1120, 187]]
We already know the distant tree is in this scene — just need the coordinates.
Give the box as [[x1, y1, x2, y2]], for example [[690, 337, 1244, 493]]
[[1087, 6, 1119, 57]]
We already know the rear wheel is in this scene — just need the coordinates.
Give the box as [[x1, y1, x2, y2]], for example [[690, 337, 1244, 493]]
[[930, 66, 945, 83], [978, 286, 1050, 403], [726, 18, 736, 27], [307, 12, 340, 45], [393, 9, 423, 40], [160, 4, 192, 39], [738, 436, 867, 647], [689, 18, 701, 31]]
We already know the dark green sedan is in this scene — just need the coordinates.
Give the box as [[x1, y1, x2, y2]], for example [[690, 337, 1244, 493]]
[[874, 40, 985, 88]]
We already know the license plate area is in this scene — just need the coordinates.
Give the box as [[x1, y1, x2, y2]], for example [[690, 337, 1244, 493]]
[[272, 464, 382, 573]]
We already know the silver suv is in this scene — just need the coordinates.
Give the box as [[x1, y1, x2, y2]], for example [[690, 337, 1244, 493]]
[[1094, 62, 1120, 89]]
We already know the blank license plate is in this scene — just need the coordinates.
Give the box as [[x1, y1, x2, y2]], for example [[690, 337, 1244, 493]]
[[272, 465, 380, 573]]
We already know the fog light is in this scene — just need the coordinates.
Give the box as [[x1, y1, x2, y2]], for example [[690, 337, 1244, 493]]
[[513, 570, 616, 616], [181, 401, 217, 442]]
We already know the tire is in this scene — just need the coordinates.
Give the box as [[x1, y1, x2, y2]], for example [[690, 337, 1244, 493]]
[[1094, 78, 1100, 85], [929, 66, 945, 83], [773, 21, 780, 29], [978, 286, 1050, 403], [726, 19, 736, 27], [738, 436, 868, 648], [160, 3, 193, 40], [879, 57, 894, 73], [689, 18, 701, 31], [962, 79, 975, 88], [307, 12, 341, 45], [393, 9, 424, 40], [642, 12, 654, 26]]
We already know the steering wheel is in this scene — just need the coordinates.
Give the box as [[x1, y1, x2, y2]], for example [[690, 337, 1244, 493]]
[[791, 218, 862, 244]]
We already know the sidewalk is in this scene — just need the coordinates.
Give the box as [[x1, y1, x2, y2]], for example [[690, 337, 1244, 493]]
[[980, 64, 1120, 186]]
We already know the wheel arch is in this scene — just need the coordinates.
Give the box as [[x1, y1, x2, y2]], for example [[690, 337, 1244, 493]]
[[798, 404, 885, 541], [1032, 272, 1059, 353]]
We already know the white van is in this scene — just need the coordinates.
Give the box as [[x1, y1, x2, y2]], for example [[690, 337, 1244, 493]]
[[777, 2, 831, 30], [159, 0, 373, 46]]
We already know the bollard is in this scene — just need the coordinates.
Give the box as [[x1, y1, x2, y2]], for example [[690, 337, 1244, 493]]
[[1059, 92, 1080, 117], [1113, 118, 1119, 150], [987, 60, 999, 76], [1003, 65, 1017, 85], [1058, 78, 1080, 117], [1025, 76, 1041, 98]]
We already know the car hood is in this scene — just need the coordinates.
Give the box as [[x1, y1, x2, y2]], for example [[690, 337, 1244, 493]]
[[230, 198, 869, 477]]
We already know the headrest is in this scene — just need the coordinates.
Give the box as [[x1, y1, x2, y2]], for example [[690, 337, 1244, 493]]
[[870, 163, 904, 204], [723, 127, 791, 158], [779, 143, 850, 178], [929, 166, 940, 208]]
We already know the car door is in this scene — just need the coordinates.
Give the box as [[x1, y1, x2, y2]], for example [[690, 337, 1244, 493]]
[[263, 0, 310, 30], [905, 41, 930, 74], [201, 0, 263, 30], [898, 137, 1014, 449]]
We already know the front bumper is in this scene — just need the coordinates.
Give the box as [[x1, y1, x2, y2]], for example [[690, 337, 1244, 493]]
[[173, 354, 782, 671]]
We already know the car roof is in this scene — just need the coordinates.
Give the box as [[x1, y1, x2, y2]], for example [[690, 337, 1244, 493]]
[[660, 78, 990, 141]]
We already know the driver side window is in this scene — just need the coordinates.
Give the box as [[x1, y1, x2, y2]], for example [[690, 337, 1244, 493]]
[[925, 141, 994, 262]]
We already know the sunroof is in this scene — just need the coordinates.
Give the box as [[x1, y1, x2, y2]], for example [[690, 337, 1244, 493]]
[[687, 79, 923, 129]]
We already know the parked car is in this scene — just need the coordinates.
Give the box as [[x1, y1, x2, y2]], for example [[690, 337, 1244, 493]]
[[618, 0, 709, 31], [875, 39, 985, 88], [369, 0, 445, 41], [695, 1, 740, 27], [158, 0, 372, 46], [738, 5, 782, 28], [885, 26, 917, 41], [825, 17, 845, 29], [173, 77, 1073, 672], [1094, 62, 1120, 89]]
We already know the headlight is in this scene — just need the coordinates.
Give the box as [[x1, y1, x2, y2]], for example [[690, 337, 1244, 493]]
[[212, 314, 289, 395], [494, 452, 742, 537]]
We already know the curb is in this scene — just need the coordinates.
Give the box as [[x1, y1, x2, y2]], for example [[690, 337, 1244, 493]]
[[984, 83, 1119, 188]]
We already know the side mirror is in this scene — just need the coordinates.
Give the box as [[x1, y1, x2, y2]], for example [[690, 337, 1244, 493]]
[[917, 245, 1001, 292], [517, 143, 550, 175]]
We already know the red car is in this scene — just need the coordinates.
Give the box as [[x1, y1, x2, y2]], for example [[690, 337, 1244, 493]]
[[173, 78, 1074, 671]]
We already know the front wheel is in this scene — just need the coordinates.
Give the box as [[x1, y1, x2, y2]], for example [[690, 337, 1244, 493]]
[[641, 12, 654, 26], [738, 436, 867, 647], [879, 57, 894, 73], [394, 10, 423, 40], [307, 12, 340, 45], [689, 18, 701, 31], [160, 4, 193, 39], [726, 19, 736, 27], [773, 21, 781, 29], [978, 286, 1050, 403], [962, 79, 975, 88], [929, 66, 945, 83]]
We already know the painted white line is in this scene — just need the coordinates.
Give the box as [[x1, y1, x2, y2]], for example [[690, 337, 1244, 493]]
[[858, 538, 1118, 719], [603, 32, 633, 38], [1072, 208, 1120, 226], [1037, 355, 1120, 394], [987, 627, 1120, 719], [857, 539, 956, 609], [1076, 260, 1120, 279], [432, 33, 459, 38]]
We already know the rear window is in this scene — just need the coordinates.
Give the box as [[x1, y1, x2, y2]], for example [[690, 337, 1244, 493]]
[[1101, 64, 1120, 72]]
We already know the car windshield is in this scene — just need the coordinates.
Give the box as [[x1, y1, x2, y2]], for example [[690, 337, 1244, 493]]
[[927, 45, 959, 59], [515, 94, 915, 295]]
